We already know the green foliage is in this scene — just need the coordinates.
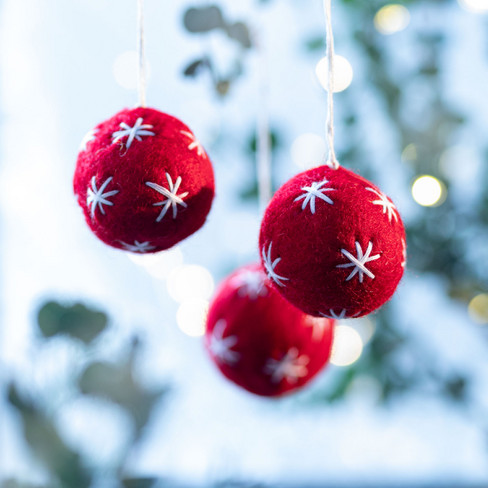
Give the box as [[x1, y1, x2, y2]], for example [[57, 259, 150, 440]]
[[7, 301, 167, 488], [8, 385, 92, 488], [240, 129, 282, 202], [182, 5, 252, 98], [37, 301, 107, 344], [183, 6, 225, 33], [79, 339, 167, 435], [121, 478, 158, 488]]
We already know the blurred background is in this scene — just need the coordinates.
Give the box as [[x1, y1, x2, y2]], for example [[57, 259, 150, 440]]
[[1, 0, 488, 486]]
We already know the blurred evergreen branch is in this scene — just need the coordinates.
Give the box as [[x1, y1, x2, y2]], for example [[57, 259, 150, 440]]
[[6, 301, 168, 488], [182, 5, 253, 98]]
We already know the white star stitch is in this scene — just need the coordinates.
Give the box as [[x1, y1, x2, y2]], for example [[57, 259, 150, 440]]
[[401, 238, 407, 269], [145, 173, 189, 222], [294, 179, 335, 214], [264, 347, 309, 384], [336, 241, 381, 283], [86, 176, 119, 218], [180, 130, 205, 157], [208, 319, 240, 366], [79, 129, 98, 152], [112, 117, 155, 149], [262, 242, 289, 287], [119, 240, 156, 253], [366, 187, 398, 223], [319, 308, 361, 320], [232, 270, 268, 300]]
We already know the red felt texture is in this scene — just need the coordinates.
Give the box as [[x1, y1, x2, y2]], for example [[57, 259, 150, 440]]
[[259, 165, 406, 318], [73, 107, 215, 253], [205, 264, 334, 397]]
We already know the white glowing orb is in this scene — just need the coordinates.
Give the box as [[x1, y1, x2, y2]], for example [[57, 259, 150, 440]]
[[330, 325, 364, 367], [458, 0, 488, 13], [113, 50, 150, 90], [374, 4, 410, 35], [411, 175, 445, 207], [291, 133, 326, 169], [167, 265, 214, 303], [176, 300, 208, 337], [315, 55, 353, 93]]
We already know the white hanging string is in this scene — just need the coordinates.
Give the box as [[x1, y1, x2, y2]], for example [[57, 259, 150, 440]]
[[256, 32, 272, 211], [323, 0, 339, 169], [137, 0, 147, 107]]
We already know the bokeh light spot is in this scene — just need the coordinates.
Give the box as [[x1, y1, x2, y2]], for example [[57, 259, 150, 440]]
[[167, 265, 214, 303], [176, 300, 208, 337], [458, 0, 488, 13], [374, 4, 410, 35], [468, 294, 488, 324], [411, 175, 445, 207], [316, 55, 353, 93], [330, 325, 364, 367]]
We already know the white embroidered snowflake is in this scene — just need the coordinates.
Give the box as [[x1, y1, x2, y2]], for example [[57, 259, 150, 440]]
[[294, 179, 335, 214], [305, 317, 329, 341], [180, 130, 205, 157], [336, 241, 381, 283], [232, 270, 268, 300], [79, 129, 98, 152], [264, 347, 309, 384], [208, 319, 240, 366], [365, 187, 398, 223], [145, 173, 189, 222], [401, 238, 407, 269], [293, 180, 335, 214], [112, 117, 155, 149], [261, 242, 289, 287], [86, 176, 119, 218], [119, 240, 156, 253], [319, 308, 361, 320]]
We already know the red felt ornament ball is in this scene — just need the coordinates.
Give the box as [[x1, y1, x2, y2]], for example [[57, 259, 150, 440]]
[[73, 107, 215, 253], [259, 165, 406, 319], [205, 264, 335, 397]]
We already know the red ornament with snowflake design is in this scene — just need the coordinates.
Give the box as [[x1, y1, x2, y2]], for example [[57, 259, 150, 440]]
[[73, 107, 215, 253], [205, 264, 335, 397], [259, 165, 406, 319]]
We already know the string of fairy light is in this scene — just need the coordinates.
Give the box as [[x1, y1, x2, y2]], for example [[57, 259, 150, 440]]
[[118, 1, 488, 371]]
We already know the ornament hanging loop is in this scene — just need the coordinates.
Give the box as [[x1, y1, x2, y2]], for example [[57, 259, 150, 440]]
[[137, 0, 147, 107], [323, 0, 340, 170]]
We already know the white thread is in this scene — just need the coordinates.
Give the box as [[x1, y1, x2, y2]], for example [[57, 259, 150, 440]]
[[79, 129, 98, 152], [86, 176, 119, 218], [263, 347, 309, 384], [262, 242, 289, 287], [119, 240, 156, 253], [208, 319, 241, 366], [112, 117, 155, 149], [336, 241, 381, 283], [256, 33, 272, 212], [323, 0, 339, 169], [137, 0, 147, 107], [294, 179, 335, 214], [366, 187, 399, 223], [319, 308, 361, 320], [180, 130, 206, 157], [232, 270, 268, 300], [145, 173, 189, 221]]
